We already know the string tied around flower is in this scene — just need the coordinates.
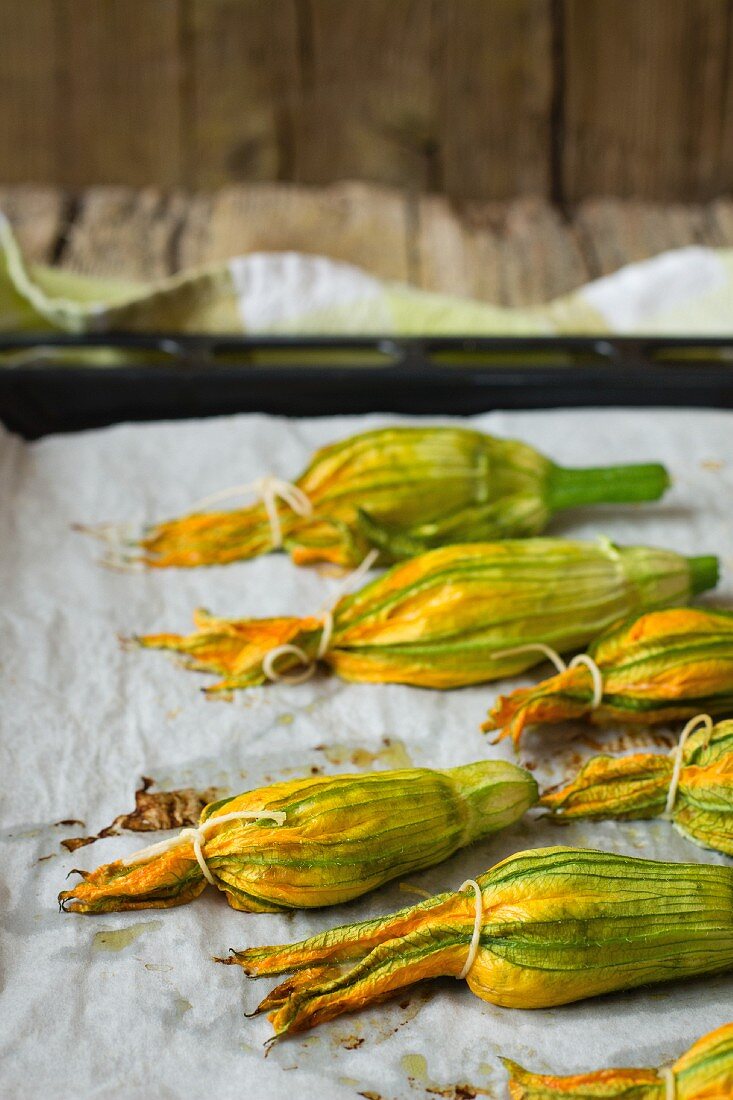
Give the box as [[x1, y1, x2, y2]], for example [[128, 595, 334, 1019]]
[[74, 475, 314, 570], [458, 879, 483, 980], [659, 1065, 676, 1100], [118, 809, 287, 885], [190, 475, 314, 550], [664, 713, 714, 818], [262, 548, 380, 685], [492, 643, 604, 709]]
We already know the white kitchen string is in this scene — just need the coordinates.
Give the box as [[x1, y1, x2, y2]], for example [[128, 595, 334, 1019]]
[[190, 475, 313, 549], [659, 1065, 676, 1100], [262, 548, 379, 685], [664, 713, 714, 818], [493, 644, 604, 709], [458, 879, 483, 980], [119, 809, 287, 885]]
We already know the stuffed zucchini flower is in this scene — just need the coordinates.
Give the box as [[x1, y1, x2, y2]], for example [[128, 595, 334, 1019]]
[[224, 847, 733, 1039], [90, 427, 669, 569], [503, 1021, 733, 1099], [132, 540, 717, 694], [486, 607, 733, 746], [58, 761, 537, 914], [541, 716, 733, 856]]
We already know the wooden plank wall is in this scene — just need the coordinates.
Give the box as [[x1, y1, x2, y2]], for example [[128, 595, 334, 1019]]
[[1, 0, 733, 203]]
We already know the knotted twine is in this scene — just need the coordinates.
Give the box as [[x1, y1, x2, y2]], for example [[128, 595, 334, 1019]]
[[191, 475, 313, 550], [663, 713, 714, 818], [458, 879, 483, 980], [493, 643, 604, 709], [120, 809, 287, 884], [262, 547, 380, 685]]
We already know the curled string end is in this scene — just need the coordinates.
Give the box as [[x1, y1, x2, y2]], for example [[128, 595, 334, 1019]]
[[262, 643, 318, 685], [664, 714, 714, 818], [188, 475, 313, 552], [457, 879, 483, 980], [568, 653, 604, 709], [492, 643, 568, 676], [99, 550, 147, 574], [261, 548, 379, 685]]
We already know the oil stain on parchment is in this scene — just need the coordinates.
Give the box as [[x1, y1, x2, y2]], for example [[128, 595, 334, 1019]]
[[401, 1053, 429, 1083], [316, 737, 413, 771], [93, 919, 163, 952], [172, 994, 192, 1017], [401, 1052, 494, 1098]]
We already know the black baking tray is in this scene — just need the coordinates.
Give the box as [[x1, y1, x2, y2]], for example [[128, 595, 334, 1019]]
[[2, 333, 733, 439]]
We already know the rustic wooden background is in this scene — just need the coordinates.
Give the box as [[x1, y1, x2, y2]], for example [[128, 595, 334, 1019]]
[[3, 0, 733, 204]]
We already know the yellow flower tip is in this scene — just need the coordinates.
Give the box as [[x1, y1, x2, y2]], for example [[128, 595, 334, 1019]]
[[135, 612, 326, 688], [138, 502, 277, 568], [58, 848, 207, 914], [486, 666, 593, 747]]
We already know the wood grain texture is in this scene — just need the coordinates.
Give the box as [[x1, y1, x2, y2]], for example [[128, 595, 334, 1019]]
[[177, 182, 412, 282], [416, 196, 589, 305], [291, 0, 435, 190], [1, 1, 733, 201], [0, 187, 66, 264], [573, 200, 714, 278], [56, 0, 184, 188], [60, 188, 189, 280], [562, 0, 733, 202], [0, 2, 59, 182], [708, 199, 733, 245], [183, 0, 298, 187], [290, 0, 553, 200], [413, 194, 504, 304], [432, 0, 553, 201]]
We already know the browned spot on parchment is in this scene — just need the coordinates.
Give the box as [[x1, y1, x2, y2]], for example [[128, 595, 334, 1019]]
[[427, 1086, 493, 1099], [340, 1035, 365, 1050], [60, 777, 224, 852]]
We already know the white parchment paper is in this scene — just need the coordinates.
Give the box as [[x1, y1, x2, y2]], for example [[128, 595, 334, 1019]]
[[2, 408, 733, 1100]]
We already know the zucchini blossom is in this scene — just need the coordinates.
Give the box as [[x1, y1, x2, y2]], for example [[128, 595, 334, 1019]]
[[487, 607, 733, 746], [541, 717, 733, 856], [503, 1021, 733, 1099], [224, 846, 733, 1039], [58, 761, 537, 914], [133, 540, 717, 694], [100, 427, 669, 569]]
